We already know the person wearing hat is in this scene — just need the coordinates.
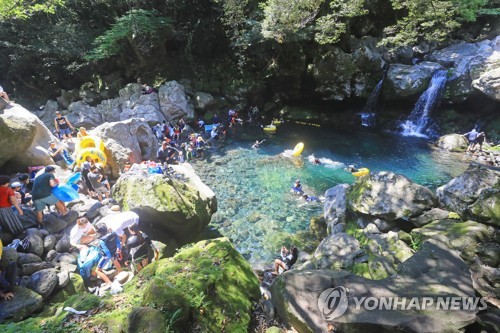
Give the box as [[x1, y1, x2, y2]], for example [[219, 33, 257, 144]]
[[9, 182, 23, 205], [48, 141, 68, 170], [54, 111, 74, 143], [32, 166, 67, 228], [0, 175, 24, 236]]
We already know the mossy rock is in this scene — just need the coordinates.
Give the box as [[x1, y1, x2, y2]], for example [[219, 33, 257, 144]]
[[352, 263, 371, 279], [368, 257, 396, 280], [49, 273, 86, 304], [127, 307, 166, 333], [309, 216, 327, 239], [151, 237, 260, 333], [468, 188, 500, 226], [141, 277, 190, 327], [411, 219, 496, 263], [64, 293, 100, 311]]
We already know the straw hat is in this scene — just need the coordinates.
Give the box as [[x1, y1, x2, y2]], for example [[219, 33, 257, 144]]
[[110, 205, 121, 212]]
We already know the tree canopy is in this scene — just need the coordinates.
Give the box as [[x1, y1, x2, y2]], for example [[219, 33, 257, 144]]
[[0, 0, 65, 19]]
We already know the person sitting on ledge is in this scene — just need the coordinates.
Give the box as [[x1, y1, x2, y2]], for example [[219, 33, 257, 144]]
[[0, 85, 12, 103], [274, 246, 298, 275]]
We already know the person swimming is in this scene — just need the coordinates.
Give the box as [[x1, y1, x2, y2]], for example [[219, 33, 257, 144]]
[[345, 165, 359, 173], [252, 139, 265, 149], [291, 180, 303, 194]]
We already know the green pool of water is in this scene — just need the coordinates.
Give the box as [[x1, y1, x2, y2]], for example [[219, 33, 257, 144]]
[[191, 124, 469, 267]]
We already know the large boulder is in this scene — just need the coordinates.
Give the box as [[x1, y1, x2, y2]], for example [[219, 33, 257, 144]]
[[28, 268, 58, 299], [0, 104, 57, 171], [193, 92, 216, 111], [384, 62, 445, 100], [66, 101, 104, 128], [311, 233, 364, 270], [92, 118, 157, 177], [473, 67, 500, 101], [89, 238, 259, 333], [323, 184, 349, 231], [468, 188, 500, 225], [0, 287, 43, 322], [271, 240, 480, 333], [436, 163, 500, 219], [347, 171, 437, 221], [112, 164, 216, 244], [120, 93, 165, 125], [158, 81, 195, 123], [435, 133, 468, 152]]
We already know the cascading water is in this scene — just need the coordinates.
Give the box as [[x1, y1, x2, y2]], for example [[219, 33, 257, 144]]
[[400, 70, 447, 138], [360, 78, 384, 127]]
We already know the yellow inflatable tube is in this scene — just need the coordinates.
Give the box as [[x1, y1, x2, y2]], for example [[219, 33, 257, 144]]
[[292, 142, 304, 156], [76, 148, 107, 167], [75, 136, 105, 153], [352, 168, 370, 177], [263, 125, 277, 133]]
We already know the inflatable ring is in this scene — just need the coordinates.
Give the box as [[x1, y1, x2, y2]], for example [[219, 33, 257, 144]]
[[352, 168, 370, 177], [52, 184, 79, 202], [75, 136, 105, 153], [66, 172, 81, 185], [272, 120, 282, 125], [292, 142, 304, 157], [263, 125, 277, 133], [76, 148, 107, 167]]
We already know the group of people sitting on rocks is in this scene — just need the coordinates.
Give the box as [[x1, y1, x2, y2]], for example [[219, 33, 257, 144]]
[[0, 190, 160, 300], [69, 205, 159, 292]]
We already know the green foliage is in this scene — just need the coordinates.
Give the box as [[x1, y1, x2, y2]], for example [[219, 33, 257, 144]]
[[315, 0, 367, 44], [408, 233, 424, 252], [85, 9, 172, 61], [260, 0, 324, 42], [0, 0, 64, 19], [380, 0, 490, 47]]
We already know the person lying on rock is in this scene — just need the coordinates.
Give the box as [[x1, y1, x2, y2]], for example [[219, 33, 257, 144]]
[[0, 175, 25, 236], [273, 246, 298, 275], [0, 239, 18, 300], [126, 222, 159, 273], [32, 166, 67, 229], [70, 216, 96, 252]]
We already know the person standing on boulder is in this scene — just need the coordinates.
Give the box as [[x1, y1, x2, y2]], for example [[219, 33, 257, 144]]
[[32, 166, 67, 229], [54, 110, 75, 143], [463, 127, 478, 152], [0, 175, 24, 236]]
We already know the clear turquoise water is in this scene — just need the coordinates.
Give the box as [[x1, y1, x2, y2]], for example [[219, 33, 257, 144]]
[[191, 124, 469, 267]]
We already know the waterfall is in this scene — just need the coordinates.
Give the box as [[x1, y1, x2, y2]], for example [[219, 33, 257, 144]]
[[360, 78, 384, 127], [400, 70, 447, 138]]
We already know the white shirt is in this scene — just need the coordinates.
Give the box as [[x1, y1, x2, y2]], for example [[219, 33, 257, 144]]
[[70, 223, 92, 246], [99, 211, 139, 237]]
